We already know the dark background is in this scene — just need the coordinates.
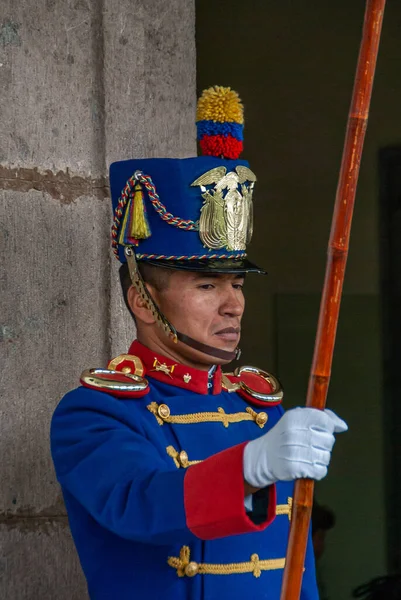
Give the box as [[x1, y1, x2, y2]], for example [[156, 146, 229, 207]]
[[196, 1, 401, 597]]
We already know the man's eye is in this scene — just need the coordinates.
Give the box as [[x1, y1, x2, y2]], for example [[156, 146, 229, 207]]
[[198, 284, 215, 290], [233, 284, 244, 290]]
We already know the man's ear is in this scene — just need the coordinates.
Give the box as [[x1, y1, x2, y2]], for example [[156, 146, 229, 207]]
[[127, 285, 157, 325]]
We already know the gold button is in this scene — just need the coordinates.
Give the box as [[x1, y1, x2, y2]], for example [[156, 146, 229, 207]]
[[179, 451, 189, 468], [256, 412, 268, 426], [121, 367, 131, 374], [185, 562, 199, 577], [158, 404, 170, 419]]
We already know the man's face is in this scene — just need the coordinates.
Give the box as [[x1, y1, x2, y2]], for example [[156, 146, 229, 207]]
[[152, 271, 245, 366]]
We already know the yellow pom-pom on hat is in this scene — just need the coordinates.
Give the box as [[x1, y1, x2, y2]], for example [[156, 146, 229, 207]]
[[196, 85, 245, 158], [196, 86, 244, 124]]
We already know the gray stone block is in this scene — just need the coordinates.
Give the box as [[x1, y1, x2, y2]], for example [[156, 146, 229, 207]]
[[142, 0, 196, 158], [103, 0, 196, 165], [0, 189, 110, 513], [0, 0, 104, 176], [0, 520, 88, 599]]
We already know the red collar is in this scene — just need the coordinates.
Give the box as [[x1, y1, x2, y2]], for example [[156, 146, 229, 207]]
[[128, 340, 223, 395]]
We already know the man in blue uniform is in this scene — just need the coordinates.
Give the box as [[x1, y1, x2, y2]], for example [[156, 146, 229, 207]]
[[51, 86, 347, 599]]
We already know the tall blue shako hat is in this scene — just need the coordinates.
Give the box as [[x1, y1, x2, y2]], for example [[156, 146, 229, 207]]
[[110, 86, 266, 361]]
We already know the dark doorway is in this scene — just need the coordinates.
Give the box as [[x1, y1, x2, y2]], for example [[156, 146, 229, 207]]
[[379, 147, 401, 572]]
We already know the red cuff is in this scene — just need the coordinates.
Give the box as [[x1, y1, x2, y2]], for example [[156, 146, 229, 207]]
[[184, 442, 277, 540]]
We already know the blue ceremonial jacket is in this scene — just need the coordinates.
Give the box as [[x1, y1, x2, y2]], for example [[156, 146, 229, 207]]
[[50, 341, 318, 600]]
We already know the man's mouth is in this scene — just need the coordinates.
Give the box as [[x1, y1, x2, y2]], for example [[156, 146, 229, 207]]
[[214, 327, 240, 342]]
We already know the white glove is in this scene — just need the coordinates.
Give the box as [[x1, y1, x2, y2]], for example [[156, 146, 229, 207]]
[[243, 408, 348, 489]]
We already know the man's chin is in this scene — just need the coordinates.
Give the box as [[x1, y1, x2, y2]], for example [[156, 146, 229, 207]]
[[203, 336, 240, 365]]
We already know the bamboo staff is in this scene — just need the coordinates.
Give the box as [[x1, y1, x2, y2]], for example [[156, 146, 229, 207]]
[[280, 1, 386, 598]]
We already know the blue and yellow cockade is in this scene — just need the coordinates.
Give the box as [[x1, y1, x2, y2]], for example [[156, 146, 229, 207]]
[[50, 87, 319, 599]]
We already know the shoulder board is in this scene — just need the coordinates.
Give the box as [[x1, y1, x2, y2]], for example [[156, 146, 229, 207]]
[[80, 354, 149, 399], [222, 365, 283, 407]]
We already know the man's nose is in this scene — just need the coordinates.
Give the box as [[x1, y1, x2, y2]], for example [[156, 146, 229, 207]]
[[219, 288, 244, 317]]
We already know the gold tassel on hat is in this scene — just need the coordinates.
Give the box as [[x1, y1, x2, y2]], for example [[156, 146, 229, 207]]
[[118, 183, 151, 246], [131, 183, 151, 240]]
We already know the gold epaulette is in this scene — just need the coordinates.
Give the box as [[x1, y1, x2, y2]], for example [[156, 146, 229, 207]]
[[222, 366, 283, 407], [80, 354, 149, 399]]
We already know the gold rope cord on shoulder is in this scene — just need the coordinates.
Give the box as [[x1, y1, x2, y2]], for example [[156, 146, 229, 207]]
[[168, 546, 285, 578], [147, 402, 268, 429]]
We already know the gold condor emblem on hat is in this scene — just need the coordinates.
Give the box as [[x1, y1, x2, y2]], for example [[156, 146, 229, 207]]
[[191, 165, 256, 252]]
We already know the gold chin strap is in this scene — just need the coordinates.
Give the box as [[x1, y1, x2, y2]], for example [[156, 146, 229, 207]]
[[124, 246, 240, 362], [125, 247, 178, 343]]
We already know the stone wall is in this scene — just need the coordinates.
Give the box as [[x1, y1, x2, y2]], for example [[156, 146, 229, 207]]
[[0, 1, 196, 597]]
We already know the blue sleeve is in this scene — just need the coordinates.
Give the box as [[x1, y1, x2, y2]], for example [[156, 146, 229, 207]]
[[50, 387, 196, 546], [300, 526, 319, 600]]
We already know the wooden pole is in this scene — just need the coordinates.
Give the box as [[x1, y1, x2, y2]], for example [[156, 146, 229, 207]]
[[280, 2, 386, 598]]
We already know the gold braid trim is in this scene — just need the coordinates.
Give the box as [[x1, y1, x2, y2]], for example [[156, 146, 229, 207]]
[[276, 497, 293, 521], [166, 446, 202, 469], [168, 546, 285, 578], [147, 402, 267, 429]]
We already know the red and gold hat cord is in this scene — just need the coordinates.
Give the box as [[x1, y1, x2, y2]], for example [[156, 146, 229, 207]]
[[111, 171, 199, 259]]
